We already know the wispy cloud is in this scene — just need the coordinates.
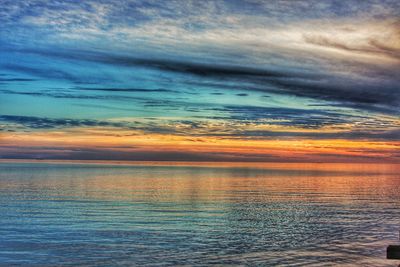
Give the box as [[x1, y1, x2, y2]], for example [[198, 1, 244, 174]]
[[1, 0, 399, 162], [5, 47, 397, 114], [0, 115, 127, 129]]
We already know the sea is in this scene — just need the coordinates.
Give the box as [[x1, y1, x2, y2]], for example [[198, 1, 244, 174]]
[[0, 161, 399, 266]]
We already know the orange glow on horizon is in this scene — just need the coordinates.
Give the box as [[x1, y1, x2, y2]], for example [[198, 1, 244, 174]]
[[1, 126, 399, 162]]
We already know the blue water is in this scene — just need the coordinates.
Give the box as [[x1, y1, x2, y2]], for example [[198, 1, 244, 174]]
[[0, 162, 399, 266]]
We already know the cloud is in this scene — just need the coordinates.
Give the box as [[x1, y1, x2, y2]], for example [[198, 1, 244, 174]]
[[0, 77, 37, 82], [72, 87, 176, 93], [2, 1, 399, 66], [0, 88, 151, 102], [212, 105, 361, 128], [2, 64, 84, 83], [0, 145, 285, 162], [1, 0, 399, 163], [0, 114, 195, 136], [12, 46, 294, 78], [1, 144, 398, 163], [303, 32, 400, 60], [9, 46, 398, 115], [0, 115, 126, 129], [2, 0, 399, 118], [3, 112, 397, 142], [226, 129, 400, 141]]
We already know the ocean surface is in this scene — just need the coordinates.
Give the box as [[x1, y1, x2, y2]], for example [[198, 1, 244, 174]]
[[0, 161, 399, 266]]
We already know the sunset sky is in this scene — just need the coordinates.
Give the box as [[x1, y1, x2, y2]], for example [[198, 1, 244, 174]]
[[0, 0, 399, 162]]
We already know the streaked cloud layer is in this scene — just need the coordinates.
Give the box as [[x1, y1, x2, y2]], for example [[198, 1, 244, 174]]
[[0, 0, 399, 162]]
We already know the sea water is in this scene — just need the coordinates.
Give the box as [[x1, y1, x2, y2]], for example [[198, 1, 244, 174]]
[[0, 161, 399, 266]]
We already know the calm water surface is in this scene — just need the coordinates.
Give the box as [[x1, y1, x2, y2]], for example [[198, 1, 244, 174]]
[[0, 161, 399, 266]]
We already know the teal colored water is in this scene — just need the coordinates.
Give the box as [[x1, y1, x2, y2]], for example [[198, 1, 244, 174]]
[[0, 162, 399, 266]]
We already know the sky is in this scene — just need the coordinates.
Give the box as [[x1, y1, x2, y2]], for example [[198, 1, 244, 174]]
[[0, 0, 399, 162]]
